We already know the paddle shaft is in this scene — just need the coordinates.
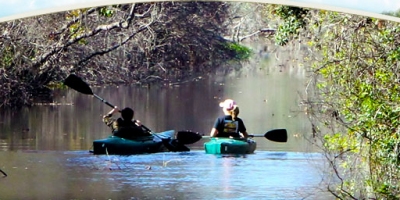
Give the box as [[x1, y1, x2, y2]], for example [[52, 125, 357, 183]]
[[93, 94, 114, 108], [176, 128, 287, 145], [95, 94, 152, 132], [249, 134, 264, 137], [93, 93, 176, 147], [64, 75, 153, 134], [93, 92, 180, 148], [100, 98, 158, 138], [201, 134, 264, 139]]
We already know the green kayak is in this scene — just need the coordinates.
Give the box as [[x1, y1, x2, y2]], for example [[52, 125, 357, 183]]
[[204, 137, 257, 154], [175, 129, 287, 154], [91, 130, 189, 155]]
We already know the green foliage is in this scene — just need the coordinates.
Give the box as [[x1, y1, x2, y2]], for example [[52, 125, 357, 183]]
[[274, 6, 308, 21], [272, 6, 309, 46], [1, 46, 14, 68], [267, 5, 400, 197], [306, 13, 400, 198], [323, 133, 359, 153], [224, 42, 252, 60], [382, 9, 400, 17], [46, 81, 67, 89], [66, 10, 89, 43], [99, 7, 114, 17]]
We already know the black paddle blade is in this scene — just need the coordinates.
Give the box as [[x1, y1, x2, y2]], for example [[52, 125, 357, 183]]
[[264, 129, 288, 142], [176, 131, 203, 145], [64, 74, 93, 95], [161, 139, 190, 152]]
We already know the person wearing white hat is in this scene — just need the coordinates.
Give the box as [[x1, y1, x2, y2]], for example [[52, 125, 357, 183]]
[[210, 99, 249, 138]]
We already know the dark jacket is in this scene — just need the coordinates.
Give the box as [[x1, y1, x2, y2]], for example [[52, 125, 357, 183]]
[[103, 115, 151, 139]]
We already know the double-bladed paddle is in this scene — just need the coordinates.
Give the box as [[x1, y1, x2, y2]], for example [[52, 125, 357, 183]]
[[63, 74, 189, 152], [176, 129, 288, 145]]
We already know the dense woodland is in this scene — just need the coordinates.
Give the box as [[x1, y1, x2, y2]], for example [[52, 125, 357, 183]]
[[270, 6, 400, 199], [0, 2, 255, 108], [1, 2, 400, 199]]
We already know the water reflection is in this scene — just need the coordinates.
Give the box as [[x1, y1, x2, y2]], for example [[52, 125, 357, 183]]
[[0, 150, 331, 199]]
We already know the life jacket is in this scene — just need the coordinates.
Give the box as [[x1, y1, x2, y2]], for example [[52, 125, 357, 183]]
[[113, 118, 150, 139], [218, 119, 240, 138]]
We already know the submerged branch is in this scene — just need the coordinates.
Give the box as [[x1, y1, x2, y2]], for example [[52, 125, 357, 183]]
[[0, 168, 7, 177]]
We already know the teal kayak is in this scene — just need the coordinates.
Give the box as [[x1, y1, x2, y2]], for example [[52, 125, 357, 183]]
[[204, 137, 257, 154], [91, 130, 189, 155]]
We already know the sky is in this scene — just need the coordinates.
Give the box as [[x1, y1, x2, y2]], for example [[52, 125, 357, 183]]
[[0, 0, 399, 22]]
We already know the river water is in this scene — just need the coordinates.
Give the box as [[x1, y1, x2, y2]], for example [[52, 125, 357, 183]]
[[0, 49, 333, 199]]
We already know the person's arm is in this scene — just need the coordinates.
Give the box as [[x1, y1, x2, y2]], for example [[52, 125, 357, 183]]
[[104, 106, 119, 117], [210, 117, 220, 137], [103, 107, 119, 128], [238, 119, 248, 138], [133, 119, 142, 127], [210, 128, 218, 137], [241, 131, 249, 139]]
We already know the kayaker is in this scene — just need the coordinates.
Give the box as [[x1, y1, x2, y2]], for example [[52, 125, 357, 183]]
[[210, 99, 249, 138], [103, 106, 151, 139]]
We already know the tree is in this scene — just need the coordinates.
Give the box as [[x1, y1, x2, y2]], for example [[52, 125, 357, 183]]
[[269, 6, 400, 199], [0, 2, 248, 108]]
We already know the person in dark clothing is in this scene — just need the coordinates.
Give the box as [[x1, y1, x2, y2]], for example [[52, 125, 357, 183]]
[[103, 106, 151, 139], [210, 99, 249, 138]]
